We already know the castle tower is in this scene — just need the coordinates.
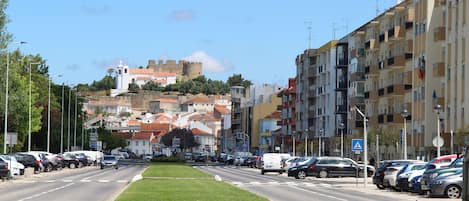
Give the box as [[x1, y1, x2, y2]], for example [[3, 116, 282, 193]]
[[182, 61, 202, 79]]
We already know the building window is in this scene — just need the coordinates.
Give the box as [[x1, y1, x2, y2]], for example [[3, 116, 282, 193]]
[[462, 64, 465, 79], [124, 69, 127, 74], [448, 68, 451, 81]]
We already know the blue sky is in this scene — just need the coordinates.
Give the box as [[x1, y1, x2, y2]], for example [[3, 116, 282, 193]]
[[7, 0, 396, 86]]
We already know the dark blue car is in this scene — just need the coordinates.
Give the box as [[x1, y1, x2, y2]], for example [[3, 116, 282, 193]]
[[410, 175, 423, 194]]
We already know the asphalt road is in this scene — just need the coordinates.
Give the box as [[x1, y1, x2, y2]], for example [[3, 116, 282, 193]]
[[0, 164, 146, 201], [196, 165, 446, 201]]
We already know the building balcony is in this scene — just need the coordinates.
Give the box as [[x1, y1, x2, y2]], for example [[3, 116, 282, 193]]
[[350, 71, 365, 81], [308, 69, 316, 78], [387, 55, 405, 68], [368, 116, 378, 125], [436, 97, 444, 107], [232, 119, 241, 125], [378, 33, 385, 43], [378, 88, 385, 96], [406, 39, 413, 52], [386, 114, 394, 122], [405, 52, 413, 60], [405, 21, 413, 30], [364, 91, 370, 99], [355, 120, 364, 128], [337, 81, 347, 89], [388, 26, 405, 40], [434, 26, 446, 41], [387, 84, 409, 96], [365, 39, 377, 50], [432, 62, 445, 77], [378, 114, 385, 124], [386, 85, 394, 94], [336, 105, 348, 114], [277, 105, 283, 111], [386, 113, 404, 124]]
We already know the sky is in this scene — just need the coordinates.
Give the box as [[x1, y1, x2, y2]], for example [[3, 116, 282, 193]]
[[7, 0, 396, 86]]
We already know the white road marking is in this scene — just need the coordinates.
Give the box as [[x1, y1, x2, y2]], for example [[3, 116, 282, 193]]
[[249, 181, 261, 185], [284, 181, 298, 186], [18, 183, 74, 201], [44, 180, 55, 183], [98, 179, 110, 183], [62, 179, 73, 183], [320, 183, 332, 188], [232, 181, 244, 186], [82, 171, 109, 180], [267, 181, 279, 185], [289, 185, 347, 201], [80, 179, 91, 183], [304, 182, 316, 187], [117, 180, 128, 183]]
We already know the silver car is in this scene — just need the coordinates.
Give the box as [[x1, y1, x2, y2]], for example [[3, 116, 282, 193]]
[[100, 155, 119, 170], [429, 170, 462, 199]]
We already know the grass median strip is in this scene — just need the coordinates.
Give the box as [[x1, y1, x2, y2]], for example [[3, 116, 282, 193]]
[[116, 163, 268, 201]]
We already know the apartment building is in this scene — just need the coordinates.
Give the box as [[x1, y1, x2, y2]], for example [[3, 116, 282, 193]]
[[445, 0, 468, 150], [295, 49, 317, 139], [277, 78, 297, 153]]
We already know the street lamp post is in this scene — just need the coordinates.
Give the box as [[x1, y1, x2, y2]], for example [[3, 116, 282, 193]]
[[60, 83, 64, 153], [304, 128, 308, 157], [68, 85, 73, 152], [354, 106, 368, 187], [29, 62, 41, 152], [319, 129, 323, 157], [74, 88, 78, 149], [291, 131, 296, 156], [401, 109, 409, 160], [48, 74, 62, 153], [339, 123, 345, 158], [3, 41, 26, 154], [434, 104, 442, 158]]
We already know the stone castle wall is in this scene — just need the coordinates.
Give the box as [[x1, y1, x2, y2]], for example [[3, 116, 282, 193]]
[[147, 59, 202, 79]]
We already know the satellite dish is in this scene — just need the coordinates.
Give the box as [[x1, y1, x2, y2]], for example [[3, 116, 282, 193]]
[[432, 136, 444, 147]]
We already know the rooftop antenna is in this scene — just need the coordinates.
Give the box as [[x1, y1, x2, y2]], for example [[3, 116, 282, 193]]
[[332, 22, 339, 40], [376, 0, 380, 16], [305, 21, 312, 49]]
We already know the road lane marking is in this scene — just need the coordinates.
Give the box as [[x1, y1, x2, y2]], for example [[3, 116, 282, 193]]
[[82, 170, 110, 180], [98, 179, 110, 183], [44, 180, 55, 183], [62, 179, 73, 182], [267, 181, 279, 185], [80, 179, 91, 182], [117, 180, 128, 183], [288, 185, 348, 201], [249, 181, 261, 185], [18, 182, 75, 201], [284, 182, 298, 186], [232, 181, 243, 186]]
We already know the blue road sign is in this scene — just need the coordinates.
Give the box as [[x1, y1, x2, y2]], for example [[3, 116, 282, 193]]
[[351, 139, 364, 152]]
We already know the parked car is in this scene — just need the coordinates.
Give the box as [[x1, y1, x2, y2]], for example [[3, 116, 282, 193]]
[[245, 156, 257, 167], [60, 153, 80, 168], [373, 160, 420, 189], [428, 169, 462, 198], [225, 155, 234, 165], [420, 155, 462, 194], [39, 153, 63, 172], [396, 162, 427, 191], [184, 153, 193, 160], [0, 159, 9, 179], [19, 152, 44, 172], [14, 153, 41, 173], [101, 155, 119, 169], [195, 154, 207, 162], [254, 156, 262, 168], [288, 157, 374, 179], [261, 153, 284, 175], [0, 155, 25, 176], [143, 154, 153, 160], [383, 164, 407, 190]]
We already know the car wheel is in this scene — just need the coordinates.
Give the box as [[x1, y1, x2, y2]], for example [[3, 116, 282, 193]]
[[261, 170, 265, 175], [319, 170, 328, 178], [376, 184, 385, 189], [100, 165, 104, 169], [78, 162, 83, 168], [445, 184, 462, 199], [115, 165, 119, 170], [69, 163, 76, 169], [297, 170, 306, 179], [46, 164, 52, 172]]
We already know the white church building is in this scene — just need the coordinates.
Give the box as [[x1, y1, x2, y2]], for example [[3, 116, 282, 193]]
[[111, 61, 177, 96]]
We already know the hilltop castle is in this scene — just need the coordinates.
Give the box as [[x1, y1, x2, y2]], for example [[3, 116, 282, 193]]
[[147, 59, 202, 79]]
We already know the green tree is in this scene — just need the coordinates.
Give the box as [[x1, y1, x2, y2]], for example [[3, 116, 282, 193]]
[[97, 126, 126, 152], [128, 83, 140, 92], [161, 128, 199, 150], [141, 81, 161, 91], [227, 74, 252, 88]]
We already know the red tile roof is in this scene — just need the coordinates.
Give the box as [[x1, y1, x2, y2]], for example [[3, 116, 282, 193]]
[[129, 68, 153, 74], [191, 128, 211, 135], [113, 132, 132, 140], [132, 132, 153, 140], [185, 96, 210, 104], [158, 98, 178, 104], [214, 104, 230, 114], [128, 119, 140, 126], [141, 123, 171, 134]]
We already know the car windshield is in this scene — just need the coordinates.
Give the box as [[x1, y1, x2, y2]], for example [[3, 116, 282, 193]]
[[104, 156, 116, 160], [449, 157, 464, 168], [411, 164, 426, 170]]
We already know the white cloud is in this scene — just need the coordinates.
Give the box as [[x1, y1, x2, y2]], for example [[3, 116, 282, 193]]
[[169, 10, 195, 21], [182, 51, 232, 73]]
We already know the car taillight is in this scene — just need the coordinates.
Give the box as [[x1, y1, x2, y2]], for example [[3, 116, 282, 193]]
[[35, 160, 40, 165], [309, 165, 315, 170], [380, 172, 385, 177], [5, 163, 8, 169]]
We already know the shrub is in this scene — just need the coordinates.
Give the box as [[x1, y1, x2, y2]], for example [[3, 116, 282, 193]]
[[150, 156, 185, 163]]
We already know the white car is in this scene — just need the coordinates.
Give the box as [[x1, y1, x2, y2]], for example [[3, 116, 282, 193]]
[[261, 153, 283, 174], [0, 155, 25, 176], [383, 165, 406, 189], [143, 154, 153, 160]]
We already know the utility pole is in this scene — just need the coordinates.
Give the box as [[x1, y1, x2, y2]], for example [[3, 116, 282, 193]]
[[60, 83, 64, 153]]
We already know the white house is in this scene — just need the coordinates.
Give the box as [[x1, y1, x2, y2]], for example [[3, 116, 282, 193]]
[[129, 132, 155, 156], [191, 128, 215, 155], [114, 61, 177, 91]]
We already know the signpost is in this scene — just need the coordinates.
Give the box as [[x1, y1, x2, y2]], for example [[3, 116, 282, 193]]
[[351, 139, 364, 152]]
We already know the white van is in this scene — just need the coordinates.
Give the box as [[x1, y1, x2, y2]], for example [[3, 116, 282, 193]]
[[261, 153, 283, 175]]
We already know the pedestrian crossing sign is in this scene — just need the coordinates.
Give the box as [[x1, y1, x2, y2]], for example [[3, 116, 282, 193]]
[[351, 139, 364, 151]]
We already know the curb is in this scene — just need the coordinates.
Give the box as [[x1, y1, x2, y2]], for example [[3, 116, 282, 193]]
[[107, 165, 149, 201]]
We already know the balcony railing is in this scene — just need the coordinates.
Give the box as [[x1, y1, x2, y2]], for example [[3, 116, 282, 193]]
[[378, 114, 385, 123], [378, 88, 385, 96]]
